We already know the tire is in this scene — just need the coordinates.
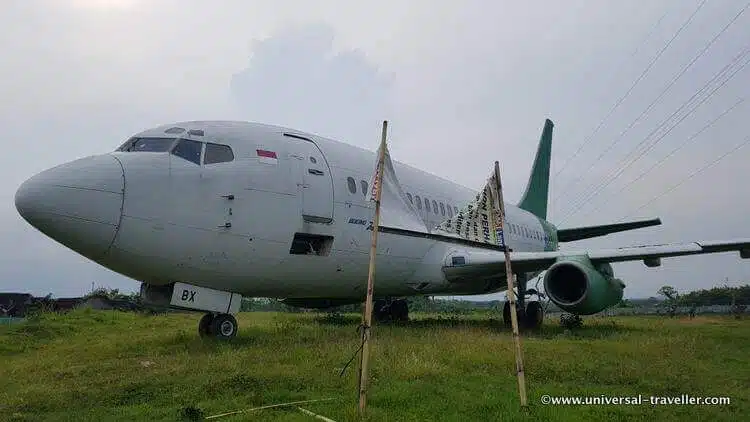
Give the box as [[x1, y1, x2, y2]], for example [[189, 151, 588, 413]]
[[525, 301, 544, 330], [503, 301, 526, 329], [391, 300, 409, 322], [198, 313, 214, 337], [503, 301, 512, 328], [209, 314, 238, 340], [373, 299, 389, 322]]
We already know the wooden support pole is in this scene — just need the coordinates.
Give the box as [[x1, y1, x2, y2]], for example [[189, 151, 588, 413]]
[[357, 120, 389, 413], [492, 160, 528, 407]]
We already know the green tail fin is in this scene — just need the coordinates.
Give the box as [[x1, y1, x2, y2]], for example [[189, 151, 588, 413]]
[[518, 119, 554, 220]]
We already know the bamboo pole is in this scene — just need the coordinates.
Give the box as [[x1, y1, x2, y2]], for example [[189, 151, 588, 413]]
[[357, 120, 389, 413], [492, 160, 528, 407]]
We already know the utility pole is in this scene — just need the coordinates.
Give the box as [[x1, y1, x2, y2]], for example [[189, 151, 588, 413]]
[[357, 120, 388, 413], [491, 161, 528, 407]]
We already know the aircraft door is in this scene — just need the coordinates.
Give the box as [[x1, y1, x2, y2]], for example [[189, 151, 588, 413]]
[[287, 136, 334, 223], [200, 142, 240, 231], [169, 139, 205, 228]]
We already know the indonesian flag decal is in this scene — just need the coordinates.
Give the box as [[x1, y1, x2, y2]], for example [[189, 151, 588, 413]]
[[256, 149, 278, 165]]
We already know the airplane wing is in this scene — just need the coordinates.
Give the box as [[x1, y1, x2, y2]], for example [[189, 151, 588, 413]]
[[443, 238, 750, 281]]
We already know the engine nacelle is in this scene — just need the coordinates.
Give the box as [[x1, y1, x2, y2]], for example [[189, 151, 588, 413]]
[[543, 256, 625, 315]]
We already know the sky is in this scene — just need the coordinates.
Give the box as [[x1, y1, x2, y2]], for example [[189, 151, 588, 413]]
[[1, 0, 749, 299]]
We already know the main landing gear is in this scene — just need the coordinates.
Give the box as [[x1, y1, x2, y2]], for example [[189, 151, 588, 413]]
[[503, 273, 546, 330], [198, 313, 238, 340], [503, 300, 544, 330], [373, 298, 409, 322]]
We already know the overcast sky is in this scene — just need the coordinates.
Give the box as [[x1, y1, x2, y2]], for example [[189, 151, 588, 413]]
[[2, 0, 749, 299]]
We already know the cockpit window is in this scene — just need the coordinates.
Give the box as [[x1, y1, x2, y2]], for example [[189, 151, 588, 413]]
[[117, 137, 175, 152], [171, 139, 203, 165], [204, 143, 234, 164]]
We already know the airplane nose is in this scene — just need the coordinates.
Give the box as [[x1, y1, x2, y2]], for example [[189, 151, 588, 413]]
[[15, 154, 125, 261]]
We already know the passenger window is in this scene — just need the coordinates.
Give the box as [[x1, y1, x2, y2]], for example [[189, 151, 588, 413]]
[[447, 205, 453, 218], [118, 137, 175, 152], [347, 177, 357, 194], [171, 139, 203, 165], [454, 206, 459, 215], [204, 143, 234, 164], [415, 195, 422, 210], [425, 198, 431, 212], [407, 193, 413, 203], [432, 200, 438, 214], [360, 180, 368, 196], [439, 202, 445, 216]]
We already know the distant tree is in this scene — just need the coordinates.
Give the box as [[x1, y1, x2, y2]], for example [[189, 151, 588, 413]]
[[658, 286, 679, 301], [84, 287, 139, 304], [617, 299, 633, 308], [731, 291, 746, 320], [678, 284, 750, 307], [658, 285, 679, 317]]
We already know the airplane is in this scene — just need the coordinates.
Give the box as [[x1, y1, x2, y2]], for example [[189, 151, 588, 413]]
[[14, 118, 750, 340]]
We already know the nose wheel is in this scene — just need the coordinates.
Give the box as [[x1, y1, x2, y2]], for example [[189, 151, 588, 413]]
[[198, 313, 238, 340]]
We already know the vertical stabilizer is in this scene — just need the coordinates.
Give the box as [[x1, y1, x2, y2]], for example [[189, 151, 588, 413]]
[[518, 119, 554, 220]]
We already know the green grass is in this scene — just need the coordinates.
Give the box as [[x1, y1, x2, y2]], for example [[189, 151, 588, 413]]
[[0, 309, 747, 421]]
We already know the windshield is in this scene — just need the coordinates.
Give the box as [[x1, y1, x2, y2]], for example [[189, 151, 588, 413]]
[[117, 137, 176, 152]]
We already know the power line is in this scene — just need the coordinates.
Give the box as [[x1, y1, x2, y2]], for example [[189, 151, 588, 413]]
[[553, 0, 706, 191], [558, 47, 750, 224], [554, 1, 750, 207], [560, 53, 750, 223], [620, 134, 750, 221], [574, 97, 746, 221], [560, 47, 750, 221]]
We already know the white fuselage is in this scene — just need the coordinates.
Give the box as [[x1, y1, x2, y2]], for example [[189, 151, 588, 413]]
[[16, 121, 557, 300]]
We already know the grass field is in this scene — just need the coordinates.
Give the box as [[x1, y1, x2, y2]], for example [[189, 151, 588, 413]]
[[0, 309, 747, 421]]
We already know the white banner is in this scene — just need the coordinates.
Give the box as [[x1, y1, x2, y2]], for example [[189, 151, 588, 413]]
[[366, 141, 506, 247], [435, 172, 506, 247], [367, 142, 429, 233]]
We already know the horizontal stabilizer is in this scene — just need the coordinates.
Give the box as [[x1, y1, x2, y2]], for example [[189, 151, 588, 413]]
[[557, 218, 662, 242]]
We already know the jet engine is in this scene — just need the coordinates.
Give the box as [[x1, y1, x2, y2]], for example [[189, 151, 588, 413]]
[[543, 256, 625, 315]]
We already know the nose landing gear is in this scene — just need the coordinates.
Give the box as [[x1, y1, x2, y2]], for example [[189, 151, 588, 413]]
[[198, 313, 238, 340]]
